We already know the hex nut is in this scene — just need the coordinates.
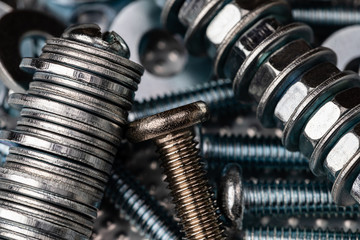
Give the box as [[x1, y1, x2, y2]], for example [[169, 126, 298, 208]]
[[206, 2, 247, 58], [223, 17, 280, 80], [178, 0, 210, 27], [248, 39, 311, 103], [299, 87, 360, 159], [275, 63, 340, 125], [325, 131, 360, 182]]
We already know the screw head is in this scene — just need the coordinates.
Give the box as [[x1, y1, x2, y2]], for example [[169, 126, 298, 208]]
[[62, 23, 130, 58], [220, 163, 244, 228], [126, 101, 209, 143]]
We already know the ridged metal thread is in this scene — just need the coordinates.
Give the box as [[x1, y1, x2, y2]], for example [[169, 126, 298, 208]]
[[106, 168, 182, 240], [0, 25, 142, 239], [243, 180, 360, 217], [129, 79, 246, 121], [155, 129, 225, 240], [201, 134, 308, 169], [293, 8, 360, 25], [244, 227, 360, 240]]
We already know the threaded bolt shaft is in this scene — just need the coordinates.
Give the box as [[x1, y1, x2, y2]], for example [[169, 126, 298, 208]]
[[106, 168, 182, 240], [221, 164, 360, 226], [292, 7, 360, 26], [243, 180, 359, 217], [201, 134, 308, 170], [129, 79, 247, 121], [126, 102, 225, 240], [243, 227, 360, 240]]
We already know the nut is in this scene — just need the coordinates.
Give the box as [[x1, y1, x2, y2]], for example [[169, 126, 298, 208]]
[[299, 87, 360, 158], [223, 17, 280, 80], [178, 0, 210, 27], [325, 131, 360, 182], [275, 63, 339, 125], [248, 39, 311, 102], [206, 2, 246, 58]]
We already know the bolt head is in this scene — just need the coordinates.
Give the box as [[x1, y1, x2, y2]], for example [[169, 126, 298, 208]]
[[126, 101, 209, 143], [62, 23, 130, 58], [219, 163, 244, 228]]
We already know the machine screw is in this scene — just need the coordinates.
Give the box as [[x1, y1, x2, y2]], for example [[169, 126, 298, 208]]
[[106, 167, 182, 240], [0, 24, 143, 239], [220, 164, 360, 228], [201, 134, 308, 170], [241, 226, 360, 240], [129, 79, 249, 121], [292, 7, 360, 26], [126, 101, 225, 240]]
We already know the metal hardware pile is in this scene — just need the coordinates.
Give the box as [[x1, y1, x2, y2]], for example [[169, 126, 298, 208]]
[[1, 0, 360, 239]]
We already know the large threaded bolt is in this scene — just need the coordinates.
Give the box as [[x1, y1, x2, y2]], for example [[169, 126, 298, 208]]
[[0, 24, 143, 239], [126, 101, 225, 240]]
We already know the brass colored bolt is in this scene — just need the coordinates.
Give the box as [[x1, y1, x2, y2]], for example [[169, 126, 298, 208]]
[[126, 101, 225, 240]]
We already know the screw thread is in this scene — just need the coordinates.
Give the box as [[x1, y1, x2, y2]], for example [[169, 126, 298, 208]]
[[292, 7, 360, 25], [106, 168, 182, 240], [243, 180, 360, 217], [243, 227, 360, 240], [129, 79, 245, 121], [155, 129, 225, 240], [202, 134, 308, 169]]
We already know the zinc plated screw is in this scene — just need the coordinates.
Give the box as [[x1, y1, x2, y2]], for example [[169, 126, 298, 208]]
[[292, 7, 360, 26], [240, 226, 360, 240], [220, 164, 360, 228], [105, 167, 182, 240], [201, 134, 308, 170], [128, 79, 249, 121], [126, 101, 225, 240]]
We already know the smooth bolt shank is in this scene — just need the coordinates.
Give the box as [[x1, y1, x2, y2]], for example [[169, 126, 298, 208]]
[[0, 24, 143, 239], [127, 101, 225, 240]]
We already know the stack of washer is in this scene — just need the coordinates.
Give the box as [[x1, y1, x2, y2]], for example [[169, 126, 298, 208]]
[[0, 24, 143, 239]]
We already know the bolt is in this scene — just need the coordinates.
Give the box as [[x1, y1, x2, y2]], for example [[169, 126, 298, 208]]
[[0, 24, 143, 239], [241, 226, 360, 240], [105, 167, 182, 240], [201, 134, 308, 170], [126, 101, 225, 240], [292, 7, 360, 26], [129, 79, 250, 121], [220, 164, 360, 229]]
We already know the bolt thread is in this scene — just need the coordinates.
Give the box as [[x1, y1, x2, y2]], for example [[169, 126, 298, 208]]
[[201, 134, 308, 169], [106, 168, 182, 240], [129, 79, 247, 121], [155, 129, 225, 240], [0, 25, 142, 239], [292, 7, 360, 25], [243, 180, 360, 217], [243, 227, 360, 240]]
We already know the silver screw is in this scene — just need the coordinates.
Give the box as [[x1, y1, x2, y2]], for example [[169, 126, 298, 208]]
[[220, 164, 360, 228]]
